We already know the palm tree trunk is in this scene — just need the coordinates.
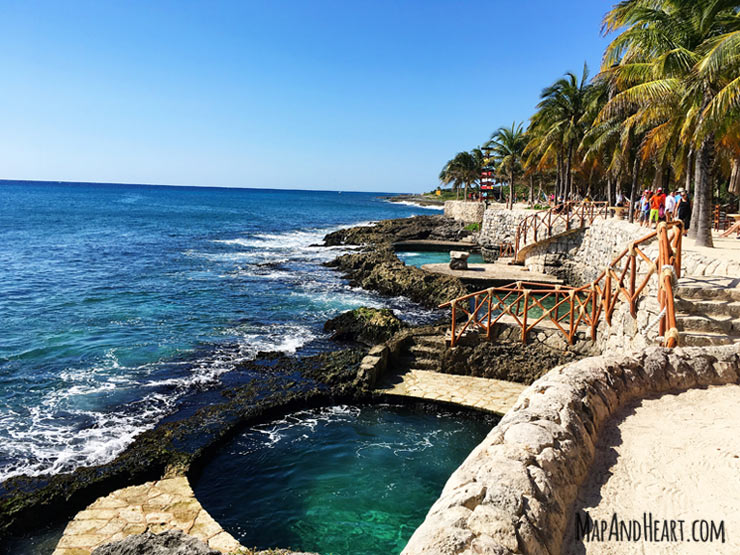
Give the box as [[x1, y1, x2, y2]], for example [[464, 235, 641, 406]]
[[607, 177, 614, 206], [509, 171, 514, 210], [685, 150, 693, 197], [464, 182, 469, 203], [528, 175, 534, 206], [565, 143, 574, 200], [629, 157, 640, 224], [556, 153, 563, 199], [690, 135, 714, 247], [537, 177, 542, 205]]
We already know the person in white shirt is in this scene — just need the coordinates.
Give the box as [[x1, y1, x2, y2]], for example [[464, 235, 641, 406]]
[[664, 189, 676, 221]]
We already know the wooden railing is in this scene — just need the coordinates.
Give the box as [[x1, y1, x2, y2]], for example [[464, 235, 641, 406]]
[[440, 221, 683, 348], [514, 201, 609, 256], [499, 242, 514, 258]]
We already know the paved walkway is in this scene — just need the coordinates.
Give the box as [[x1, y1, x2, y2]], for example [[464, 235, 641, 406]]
[[684, 231, 740, 264], [377, 369, 527, 415], [52, 476, 243, 555], [565, 384, 740, 554], [421, 262, 562, 286]]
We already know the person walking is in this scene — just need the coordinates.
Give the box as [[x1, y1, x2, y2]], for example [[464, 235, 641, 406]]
[[649, 188, 665, 228], [639, 191, 650, 227], [676, 190, 691, 235], [664, 188, 676, 221]]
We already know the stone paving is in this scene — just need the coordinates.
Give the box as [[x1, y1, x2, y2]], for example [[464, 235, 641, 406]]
[[52, 476, 243, 555], [420, 261, 562, 286], [377, 369, 527, 415]]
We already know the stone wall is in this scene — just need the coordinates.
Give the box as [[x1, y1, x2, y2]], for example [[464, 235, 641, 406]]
[[478, 208, 531, 261], [444, 201, 486, 224], [403, 343, 740, 554]]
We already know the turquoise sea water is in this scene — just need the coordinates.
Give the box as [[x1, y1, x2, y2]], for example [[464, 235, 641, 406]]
[[0, 181, 444, 482], [193, 404, 495, 555], [397, 250, 484, 268]]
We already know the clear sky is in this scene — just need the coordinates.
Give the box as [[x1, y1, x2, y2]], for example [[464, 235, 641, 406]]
[[0, 0, 614, 193]]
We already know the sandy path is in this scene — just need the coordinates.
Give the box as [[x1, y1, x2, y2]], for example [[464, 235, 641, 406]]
[[563, 384, 740, 554]]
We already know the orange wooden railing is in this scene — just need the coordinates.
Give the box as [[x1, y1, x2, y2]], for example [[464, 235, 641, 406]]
[[499, 242, 514, 258], [514, 201, 609, 256], [440, 221, 683, 348]]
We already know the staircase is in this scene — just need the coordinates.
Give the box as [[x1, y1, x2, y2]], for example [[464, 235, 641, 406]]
[[399, 334, 446, 372], [674, 276, 740, 346]]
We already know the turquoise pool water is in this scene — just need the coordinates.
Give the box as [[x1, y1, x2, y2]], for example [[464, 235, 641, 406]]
[[192, 404, 496, 554], [397, 250, 484, 268]]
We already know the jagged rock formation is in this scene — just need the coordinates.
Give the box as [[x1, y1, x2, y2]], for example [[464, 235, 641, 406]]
[[326, 246, 467, 308], [323, 215, 472, 246], [439, 341, 582, 384], [324, 307, 407, 345]]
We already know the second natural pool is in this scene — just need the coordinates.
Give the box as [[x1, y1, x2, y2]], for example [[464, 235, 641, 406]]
[[192, 404, 496, 554], [397, 250, 485, 268]]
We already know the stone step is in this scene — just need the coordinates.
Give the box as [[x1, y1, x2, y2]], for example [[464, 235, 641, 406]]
[[413, 335, 447, 348], [674, 298, 740, 319], [676, 315, 734, 334], [679, 331, 736, 347], [401, 356, 441, 371], [676, 284, 740, 303], [409, 344, 442, 357]]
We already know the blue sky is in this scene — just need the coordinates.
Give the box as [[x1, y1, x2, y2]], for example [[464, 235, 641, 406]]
[[0, 0, 613, 193]]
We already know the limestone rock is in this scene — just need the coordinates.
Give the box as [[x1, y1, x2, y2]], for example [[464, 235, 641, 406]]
[[91, 530, 218, 555], [324, 307, 406, 345]]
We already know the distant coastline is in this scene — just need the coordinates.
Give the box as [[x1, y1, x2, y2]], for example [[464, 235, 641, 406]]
[[382, 193, 445, 209]]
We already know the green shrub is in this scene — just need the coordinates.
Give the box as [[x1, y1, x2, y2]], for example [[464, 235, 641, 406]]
[[465, 222, 481, 232]]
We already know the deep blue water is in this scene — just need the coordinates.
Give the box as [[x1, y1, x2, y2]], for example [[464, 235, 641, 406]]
[[0, 181, 443, 482], [193, 404, 494, 555]]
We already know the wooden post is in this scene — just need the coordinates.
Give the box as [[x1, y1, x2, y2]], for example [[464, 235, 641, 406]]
[[486, 289, 493, 339], [629, 245, 637, 317], [521, 290, 529, 344], [568, 290, 576, 344], [604, 271, 612, 325], [451, 302, 457, 347], [590, 287, 598, 341]]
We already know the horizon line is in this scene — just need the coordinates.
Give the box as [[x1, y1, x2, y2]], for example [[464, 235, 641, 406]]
[[0, 177, 416, 196]]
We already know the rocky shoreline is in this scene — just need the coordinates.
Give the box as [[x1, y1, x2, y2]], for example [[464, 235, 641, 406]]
[[324, 215, 472, 307]]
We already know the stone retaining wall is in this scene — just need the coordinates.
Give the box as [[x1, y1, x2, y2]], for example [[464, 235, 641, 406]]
[[478, 208, 531, 261], [444, 201, 486, 224], [403, 343, 740, 554]]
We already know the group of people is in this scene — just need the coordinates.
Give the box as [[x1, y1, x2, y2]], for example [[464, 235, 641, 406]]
[[638, 188, 691, 232]]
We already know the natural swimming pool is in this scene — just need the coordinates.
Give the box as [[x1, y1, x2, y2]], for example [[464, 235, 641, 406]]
[[192, 404, 496, 554], [397, 250, 485, 268]]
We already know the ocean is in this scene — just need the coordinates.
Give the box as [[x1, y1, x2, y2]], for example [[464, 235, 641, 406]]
[[0, 180, 442, 483]]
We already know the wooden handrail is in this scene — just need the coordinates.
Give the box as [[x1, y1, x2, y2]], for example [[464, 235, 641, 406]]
[[441, 221, 683, 349], [514, 201, 609, 257]]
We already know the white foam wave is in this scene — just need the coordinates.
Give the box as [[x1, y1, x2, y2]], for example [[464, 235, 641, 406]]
[[0, 322, 319, 482], [386, 199, 444, 210]]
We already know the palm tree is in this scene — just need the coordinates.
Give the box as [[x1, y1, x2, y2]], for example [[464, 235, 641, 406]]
[[486, 123, 528, 209], [439, 150, 484, 201], [601, 0, 740, 246], [528, 65, 592, 201]]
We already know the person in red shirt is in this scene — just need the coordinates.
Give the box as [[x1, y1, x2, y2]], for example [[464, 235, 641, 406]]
[[649, 188, 665, 228]]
